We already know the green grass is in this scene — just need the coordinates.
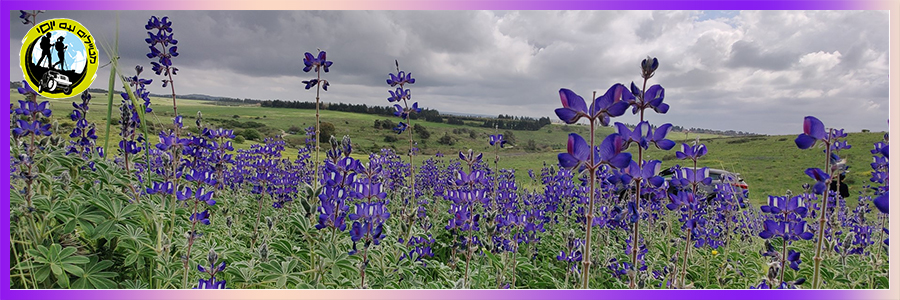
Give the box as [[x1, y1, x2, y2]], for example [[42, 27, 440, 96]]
[[13, 89, 886, 205]]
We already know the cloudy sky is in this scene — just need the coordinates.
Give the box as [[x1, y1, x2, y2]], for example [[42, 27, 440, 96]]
[[9, 10, 889, 135]]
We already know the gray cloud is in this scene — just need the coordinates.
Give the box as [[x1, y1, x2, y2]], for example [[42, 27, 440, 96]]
[[9, 10, 889, 135], [726, 40, 797, 71]]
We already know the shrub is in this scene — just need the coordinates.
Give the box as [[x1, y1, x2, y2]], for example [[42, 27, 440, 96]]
[[438, 133, 455, 145], [414, 124, 430, 139], [447, 117, 464, 125], [524, 139, 540, 151], [284, 136, 305, 148], [240, 129, 261, 141], [503, 130, 516, 145], [320, 121, 335, 139]]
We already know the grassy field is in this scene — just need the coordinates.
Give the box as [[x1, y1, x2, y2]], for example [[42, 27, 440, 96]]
[[13, 89, 886, 205]]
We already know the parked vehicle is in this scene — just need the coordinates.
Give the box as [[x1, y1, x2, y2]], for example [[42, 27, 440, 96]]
[[660, 167, 749, 204]]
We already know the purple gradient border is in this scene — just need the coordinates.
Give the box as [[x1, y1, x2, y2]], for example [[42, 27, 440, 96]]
[[2, 1, 896, 300]]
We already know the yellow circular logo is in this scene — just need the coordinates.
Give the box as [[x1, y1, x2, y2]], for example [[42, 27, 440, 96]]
[[19, 18, 98, 99]]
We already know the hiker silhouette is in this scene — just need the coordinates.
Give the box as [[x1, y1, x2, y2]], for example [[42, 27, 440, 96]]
[[36, 32, 52, 68], [52, 36, 67, 71]]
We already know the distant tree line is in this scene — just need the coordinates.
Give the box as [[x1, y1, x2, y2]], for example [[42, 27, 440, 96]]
[[10, 82, 759, 136], [260, 100, 443, 122], [482, 115, 552, 131]]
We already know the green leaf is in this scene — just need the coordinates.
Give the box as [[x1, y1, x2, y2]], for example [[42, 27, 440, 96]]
[[71, 256, 118, 289], [120, 279, 149, 289], [50, 264, 63, 276], [103, 13, 119, 152]]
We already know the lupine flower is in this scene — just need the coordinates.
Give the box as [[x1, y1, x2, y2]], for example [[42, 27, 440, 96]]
[[615, 122, 649, 149], [555, 85, 630, 125], [787, 249, 802, 271], [315, 187, 350, 231], [489, 134, 508, 148], [19, 10, 33, 24], [125, 66, 153, 112], [13, 120, 52, 137], [628, 83, 669, 114], [648, 123, 676, 150], [18, 10, 43, 25], [13, 100, 52, 117], [620, 160, 665, 188], [393, 122, 408, 134], [303, 51, 333, 73], [750, 280, 770, 289], [675, 143, 707, 161], [761, 196, 809, 218], [387, 70, 415, 87], [190, 210, 211, 225], [147, 181, 175, 195], [795, 116, 826, 149], [399, 235, 435, 265], [388, 88, 410, 103], [66, 91, 100, 159], [348, 201, 391, 255], [194, 249, 227, 289], [804, 168, 829, 195], [146, 16, 179, 79], [873, 192, 888, 214], [640, 56, 659, 79], [557, 133, 631, 172], [759, 220, 814, 241], [302, 78, 329, 90]]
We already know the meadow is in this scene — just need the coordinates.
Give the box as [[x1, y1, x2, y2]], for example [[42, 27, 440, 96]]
[[14, 90, 885, 205], [8, 13, 889, 291]]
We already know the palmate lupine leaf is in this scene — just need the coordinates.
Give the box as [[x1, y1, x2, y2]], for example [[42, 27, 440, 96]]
[[24, 244, 89, 288], [70, 256, 118, 289]]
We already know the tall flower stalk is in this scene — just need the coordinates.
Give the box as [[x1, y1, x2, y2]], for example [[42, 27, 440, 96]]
[[12, 82, 52, 211], [554, 84, 630, 288], [302, 50, 333, 197], [794, 116, 839, 289], [146, 16, 184, 242], [146, 16, 180, 115], [387, 60, 419, 243], [622, 56, 673, 288], [668, 142, 709, 287], [866, 135, 889, 288]]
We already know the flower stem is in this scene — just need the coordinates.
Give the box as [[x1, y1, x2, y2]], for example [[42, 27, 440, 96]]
[[811, 133, 833, 289], [679, 158, 699, 288], [629, 78, 650, 289], [464, 223, 475, 288], [581, 114, 597, 289], [780, 238, 787, 284], [314, 68, 321, 199], [167, 70, 178, 116], [870, 214, 886, 288], [629, 147, 644, 289], [182, 199, 200, 289]]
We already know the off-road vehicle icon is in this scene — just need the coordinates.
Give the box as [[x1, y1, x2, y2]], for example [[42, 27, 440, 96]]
[[40, 71, 73, 95]]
